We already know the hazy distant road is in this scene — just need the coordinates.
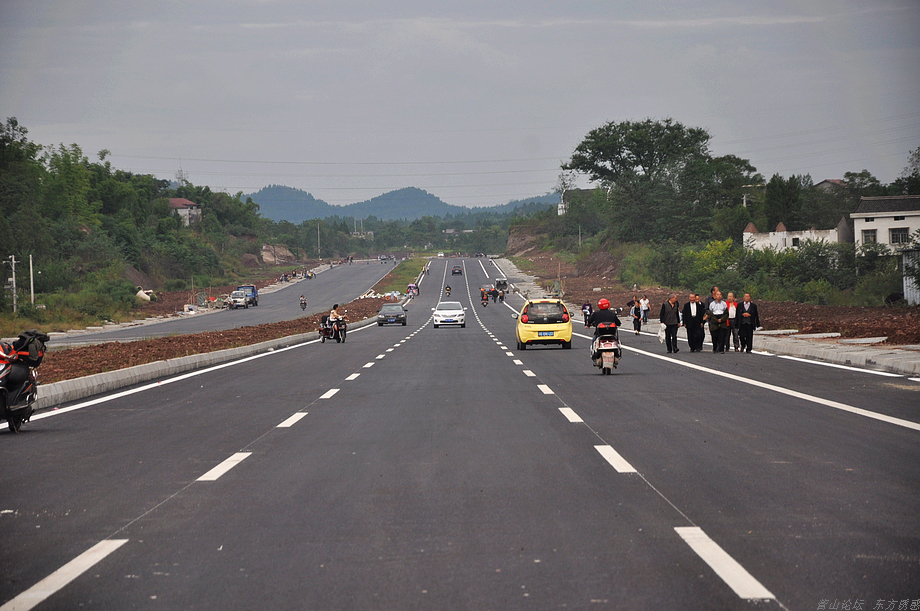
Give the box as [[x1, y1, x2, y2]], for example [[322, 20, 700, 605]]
[[60, 262, 398, 345], [1, 258, 917, 609]]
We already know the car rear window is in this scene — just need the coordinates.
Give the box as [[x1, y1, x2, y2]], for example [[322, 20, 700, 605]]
[[523, 302, 568, 322]]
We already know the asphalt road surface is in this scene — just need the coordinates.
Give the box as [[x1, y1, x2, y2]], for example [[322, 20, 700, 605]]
[[63, 261, 398, 345], [1, 258, 918, 610]]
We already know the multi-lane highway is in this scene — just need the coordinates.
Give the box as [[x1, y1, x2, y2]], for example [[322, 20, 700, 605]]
[[63, 261, 398, 345], [1, 258, 918, 610]]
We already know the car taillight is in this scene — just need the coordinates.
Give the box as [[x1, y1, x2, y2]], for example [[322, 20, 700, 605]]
[[562, 313, 569, 322], [521, 314, 529, 323]]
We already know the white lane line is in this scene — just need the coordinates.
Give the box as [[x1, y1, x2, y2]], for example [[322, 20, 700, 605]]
[[523, 370, 536, 377], [363, 362, 375, 368], [345, 373, 360, 381], [198, 452, 251, 481], [0, 539, 129, 611], [375, 354, 386, 359], [277, 412, 308, 428], [537, 384, 554, 395], [559, 407, 583, 423], [505, 351, 514, 356], [513, 359, 523, 365], [675, 527, 775, 600], [386, 348, 394, 352], [594, 445, 636, 473], [572, 331, 920, 433], [911, 377, 920, 383], [777, 355, 901, 377], [319, 389, 339, 399]]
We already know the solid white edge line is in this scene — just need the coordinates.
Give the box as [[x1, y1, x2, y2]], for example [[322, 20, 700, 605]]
[[319, 388, 339, 399], [594, 444, 636, 473], [572, 331, 920, 433], [674, 526, 775, 600], [197, 452, 251, 482], [537, 384, 554, 395], [0, 539, 130, 611], [277, 412, 308, 428], [559, 407, 583, 423], [910, 377, 920, 383], [776, 354, 901, 377]]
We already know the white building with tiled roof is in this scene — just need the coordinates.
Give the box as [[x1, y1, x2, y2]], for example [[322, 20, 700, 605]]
[[850, 195, 920, 251]]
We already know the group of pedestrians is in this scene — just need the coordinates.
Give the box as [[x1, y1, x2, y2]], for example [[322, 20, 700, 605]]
[[660, 286, 761, 354]]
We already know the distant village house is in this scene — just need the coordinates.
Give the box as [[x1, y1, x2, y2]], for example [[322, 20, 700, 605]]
[[850, 195, 920, 251], [743, 218, 852, 251], [168, 198, 201, 226]]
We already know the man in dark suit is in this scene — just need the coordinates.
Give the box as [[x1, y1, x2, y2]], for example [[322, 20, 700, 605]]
[[734, 293, 760, 353], [681, 292, 706, 352]]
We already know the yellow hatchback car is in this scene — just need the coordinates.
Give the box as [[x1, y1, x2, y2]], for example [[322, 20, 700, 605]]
[[513, 299, 573, 350]]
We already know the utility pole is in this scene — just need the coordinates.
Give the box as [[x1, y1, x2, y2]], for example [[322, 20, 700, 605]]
[[6, 255, 18, 313], [317, 221, 321, 259], [29, 254, 34, 305]]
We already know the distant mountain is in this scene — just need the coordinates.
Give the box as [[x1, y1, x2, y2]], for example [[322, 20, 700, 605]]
[[246, 185, 558, 223], [245, 185, 334, 223]]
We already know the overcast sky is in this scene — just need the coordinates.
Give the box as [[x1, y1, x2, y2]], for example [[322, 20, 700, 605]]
[[2, 1, 919, 208]]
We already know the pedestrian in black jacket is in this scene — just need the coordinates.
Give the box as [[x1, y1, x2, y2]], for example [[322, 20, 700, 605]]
[[734, 293, 760, 353], [659, 294, 681, 353], [681, 293, 706, 352]]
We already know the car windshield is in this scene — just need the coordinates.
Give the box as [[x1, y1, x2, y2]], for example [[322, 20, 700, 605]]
[[524, 302, 567, 318], [436, 302, 462, 311], [380, 305, 403, 313]]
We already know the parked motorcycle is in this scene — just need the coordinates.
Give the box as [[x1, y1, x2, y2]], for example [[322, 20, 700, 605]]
[[1, 330, 49, 433], [318, 314, 348, 343], [590, 322, 622, 375]]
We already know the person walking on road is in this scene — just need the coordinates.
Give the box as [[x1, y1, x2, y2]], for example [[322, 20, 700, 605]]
[[735, 293, 760, 353], [639, 295, 650, 324], [582, 300, 593, 328], [659, 294, 681, 353], [630, 301, 642, 335], [681, 292, 706, 352], [725, 292, 741, 351], [705, 290, 730, 353]]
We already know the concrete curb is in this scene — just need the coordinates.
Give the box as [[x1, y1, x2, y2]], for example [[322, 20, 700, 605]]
[[35, 316, 378, 411]]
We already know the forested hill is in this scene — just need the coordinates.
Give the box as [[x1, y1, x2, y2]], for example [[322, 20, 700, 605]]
[[247, 185, 558, 222]]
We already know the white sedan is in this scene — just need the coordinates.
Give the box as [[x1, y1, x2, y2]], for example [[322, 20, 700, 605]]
[[432, 301, 466, 328]]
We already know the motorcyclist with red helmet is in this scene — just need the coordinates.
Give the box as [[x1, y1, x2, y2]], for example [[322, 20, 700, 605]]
[[587, 298, 622, 335]]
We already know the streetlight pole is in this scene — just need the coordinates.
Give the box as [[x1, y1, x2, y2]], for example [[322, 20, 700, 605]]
[[30, 254, 34, 305]]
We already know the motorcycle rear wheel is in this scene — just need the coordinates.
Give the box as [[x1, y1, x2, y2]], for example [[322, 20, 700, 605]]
[[7, 414, 22, 433]]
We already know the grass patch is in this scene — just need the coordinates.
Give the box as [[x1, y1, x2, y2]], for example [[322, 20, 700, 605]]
[[371, 258, 428, 295]]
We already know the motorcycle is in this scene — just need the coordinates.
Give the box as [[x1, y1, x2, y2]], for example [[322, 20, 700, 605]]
[[1, 330, 49, 433], [318, 314, 348, 343], [481, 294, 488, 307], [300, 298, 307, 311], [444, 287, 451, 297], [590, 322, 622, 375]]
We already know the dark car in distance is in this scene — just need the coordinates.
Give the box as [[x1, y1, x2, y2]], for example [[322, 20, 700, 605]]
[[377, 303, 407, 326], [451, 265, 463, 275]]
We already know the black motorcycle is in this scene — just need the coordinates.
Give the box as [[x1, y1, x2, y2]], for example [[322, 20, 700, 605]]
[[300, 298, 307, 311], [1, 330, 49, 433], [319, 315, 348, 343]]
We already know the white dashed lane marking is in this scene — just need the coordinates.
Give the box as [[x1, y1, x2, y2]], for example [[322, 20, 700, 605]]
[[0, 539, 130, 611], [559, 407, 583, 423], [675, 527, 775, 600], [537, 384, 554, 395], [198, 452, 252, 481], [320, 389, 339, 399], [523, 370, 536, 377], [277, 413, 308, 428], [594, 445, 636, 473], [345, 373, 360, 381]]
